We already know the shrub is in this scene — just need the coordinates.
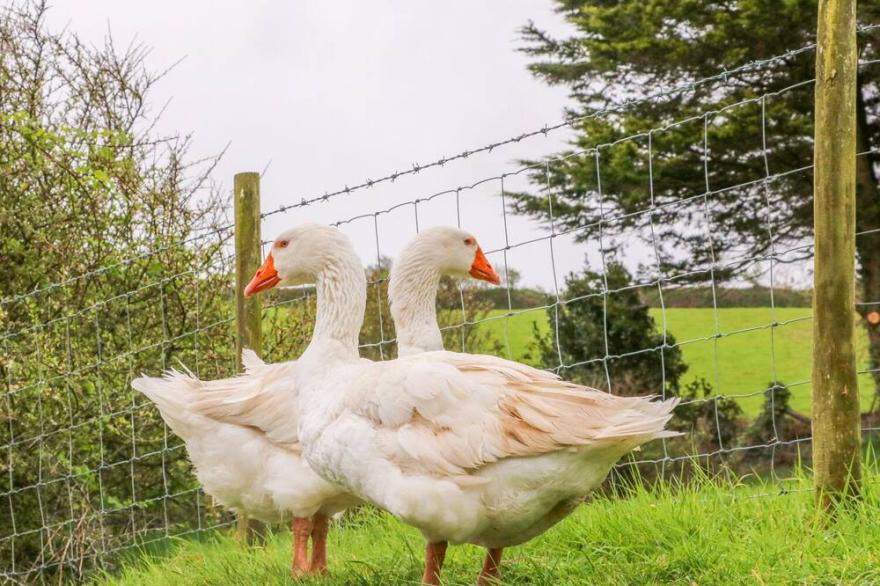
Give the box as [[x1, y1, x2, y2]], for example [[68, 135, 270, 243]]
[[535, 261, 687, 397]]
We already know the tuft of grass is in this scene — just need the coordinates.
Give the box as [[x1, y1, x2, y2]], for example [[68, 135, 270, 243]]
[[93, 466, 880, 585]]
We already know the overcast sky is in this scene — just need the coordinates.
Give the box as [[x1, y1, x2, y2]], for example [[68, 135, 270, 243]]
[[45, 1, 605, 289]]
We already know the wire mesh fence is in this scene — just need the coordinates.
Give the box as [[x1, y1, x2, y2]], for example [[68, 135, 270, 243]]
[[3, 26, 880, 583]]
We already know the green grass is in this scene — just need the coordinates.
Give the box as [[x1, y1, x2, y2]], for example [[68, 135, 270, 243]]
[[93, 466, 880, 585], [480, 307, 876, 416]]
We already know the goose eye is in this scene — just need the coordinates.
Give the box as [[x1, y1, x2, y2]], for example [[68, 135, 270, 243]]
[[463, 237, 475, 246], [276, 240, 289, 249]]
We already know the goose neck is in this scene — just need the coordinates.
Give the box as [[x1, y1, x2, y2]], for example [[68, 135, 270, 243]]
[[389, 253, 443, 357], [307, 251, 366, 362]]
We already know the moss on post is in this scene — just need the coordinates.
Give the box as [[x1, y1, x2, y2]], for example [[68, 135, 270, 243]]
[[233, 171, 268, 540], [812, 0, 861, 508]]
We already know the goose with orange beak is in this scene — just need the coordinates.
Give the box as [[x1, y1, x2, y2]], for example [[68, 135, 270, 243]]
[[134, 225, 503, 579], [244, 223, 678, 586]]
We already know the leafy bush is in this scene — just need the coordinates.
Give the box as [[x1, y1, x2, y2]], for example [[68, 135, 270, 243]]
[[1, 2, 231, 578], [738, 382, 811, 470], [672, 378, 744, 454], [534, 261, 687, 397]]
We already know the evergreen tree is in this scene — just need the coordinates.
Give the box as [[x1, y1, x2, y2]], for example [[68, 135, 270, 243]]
[[512, 1, 880, 403]]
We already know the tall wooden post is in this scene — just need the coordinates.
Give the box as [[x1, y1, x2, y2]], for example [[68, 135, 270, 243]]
[[812, 0, 861, 508], [233, 172, 268, 540]]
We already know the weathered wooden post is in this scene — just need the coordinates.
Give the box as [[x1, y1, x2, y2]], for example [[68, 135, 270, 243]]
[[812, 0, 861, 508], [234, 171, 268, 540]]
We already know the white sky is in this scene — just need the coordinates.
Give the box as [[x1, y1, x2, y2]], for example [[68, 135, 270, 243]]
[[44, 1, 617, 289]]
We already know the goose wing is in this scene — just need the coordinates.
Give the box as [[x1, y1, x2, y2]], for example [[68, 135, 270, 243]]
[[189, 353, 301, 449], [356, 351, 678, 481]]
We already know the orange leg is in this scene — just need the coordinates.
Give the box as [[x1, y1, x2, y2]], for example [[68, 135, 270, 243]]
[[291, 517, 312, 577], [309, 513, 330, 574], [421, 541, 448, 585], [478, 547, 504, 585]]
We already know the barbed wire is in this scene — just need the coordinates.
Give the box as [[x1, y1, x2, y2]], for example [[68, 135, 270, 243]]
[[254, 22, 879, 219], [6, 24, 880, 309]]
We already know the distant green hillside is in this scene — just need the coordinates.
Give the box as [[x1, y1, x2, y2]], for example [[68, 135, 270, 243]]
[[474, 286, 813, 310], [640, 286, 812, 308], [476, 307, 875, 416]]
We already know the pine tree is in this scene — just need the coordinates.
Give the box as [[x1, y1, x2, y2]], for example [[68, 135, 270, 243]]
[[512, 0, 880, 403]]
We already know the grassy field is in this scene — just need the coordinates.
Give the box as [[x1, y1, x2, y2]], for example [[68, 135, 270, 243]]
[[94, 466, 880, 585], [480, 307, 876, 416]]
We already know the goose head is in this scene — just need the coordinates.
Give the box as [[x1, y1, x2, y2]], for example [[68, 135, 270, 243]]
[[244, 223, 358, 296], [389, 226, 501, 356], [397, 226, 501, 286]]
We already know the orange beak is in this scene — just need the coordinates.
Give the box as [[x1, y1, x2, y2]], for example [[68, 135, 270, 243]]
[[244, 253, 281, 297], [469, 247, 502, 285]]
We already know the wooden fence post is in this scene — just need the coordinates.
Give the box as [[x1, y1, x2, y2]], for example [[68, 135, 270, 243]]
[[233, 171, 268, 540], [812, 0, 861, 508]]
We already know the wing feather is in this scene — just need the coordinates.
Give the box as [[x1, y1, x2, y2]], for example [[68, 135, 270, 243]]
[[189, 359, 300, 449], [356, 351, 678, 483]]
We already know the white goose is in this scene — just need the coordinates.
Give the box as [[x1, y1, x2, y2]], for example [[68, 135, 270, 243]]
[[130, 226, 501, 576], [246, 223, 679, 585]]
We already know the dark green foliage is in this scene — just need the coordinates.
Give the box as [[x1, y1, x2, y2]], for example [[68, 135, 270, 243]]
[[535, 261, 687, 396], [738, 381, 812, 468], [746, 382, 794, 444], [673, 378, 745, 453], [513, 0, 880, 401]]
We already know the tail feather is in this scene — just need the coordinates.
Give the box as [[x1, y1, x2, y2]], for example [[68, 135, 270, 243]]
[[240, 348, 266, 372], [595, 396, 681, 441], [131, 370, 204, 430]]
